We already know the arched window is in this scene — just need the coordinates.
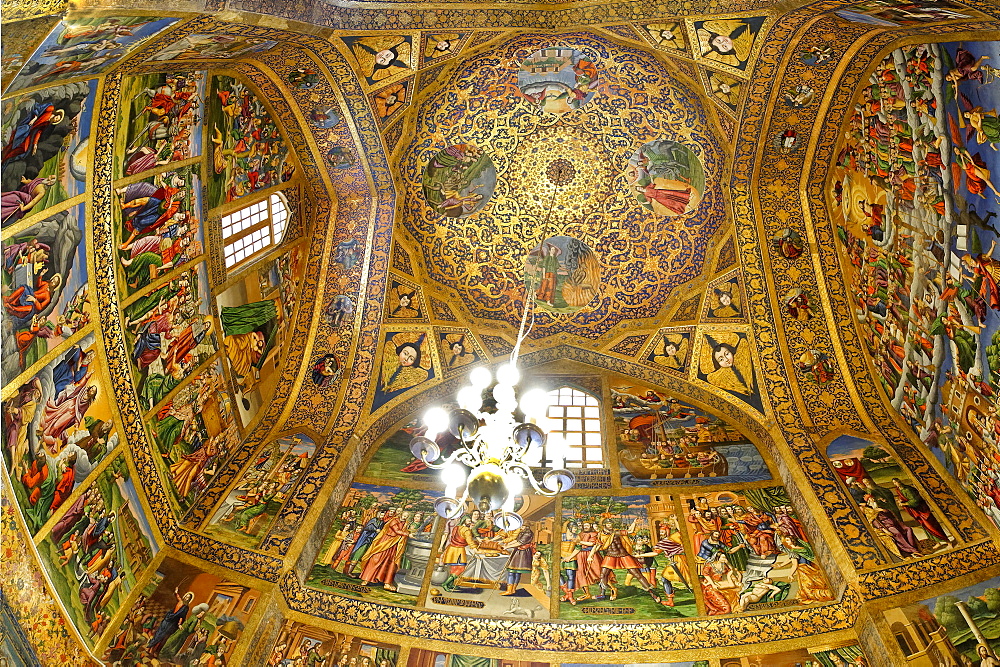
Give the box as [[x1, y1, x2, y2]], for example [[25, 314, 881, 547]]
[[543, 386, 604, 469], [221, 192, 290, 269]]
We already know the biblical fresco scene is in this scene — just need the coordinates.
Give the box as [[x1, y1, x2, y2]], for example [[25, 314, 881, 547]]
[[826, 435, 956, 562], [115, 70, 206, 179], [3, 334, 117, 534], [517, 47, 599, 114], [5, 17, 180, 94], [216, 244, 303, 426], [830, 41, 1000, 529], [307, 482, 441, 606], [35, 452, 159, 649], [409, 650, 548, 667], [266, 620, 400, 667], [420, 143, 496, 219], [361, 405, 464, 485], [203, 432, 316, 550], [102, 555, 258, 666], [2, 80, 94, 226], [558, 494, 696, 620], [883, 576, 1000, 666], [114, 167, 204, 296], [683, 487, 834, 615], [207, 74, 293, 208], [426, 495, 554, 619], [150, 33, 278, 61], [2, 201, 91, 378], [626, 139, 705, 217], [122, 262, 217, 408], [372, 330, 436, 411], [144, 360, 241, 516], [524, 235, 599, 314], [722, 643, 868, 666], [566, 663, 706, 667], [611, 383, 770, 487], [833, 0, 985, 25]]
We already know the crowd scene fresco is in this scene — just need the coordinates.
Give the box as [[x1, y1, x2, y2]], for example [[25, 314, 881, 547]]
[[206, 74, 293, 208], [265, 620, 399, 667], [830, 40, 1000, 529], [611, 383, 771, 487], [682, 487, 834, 615], [203, 432, 316, 550]]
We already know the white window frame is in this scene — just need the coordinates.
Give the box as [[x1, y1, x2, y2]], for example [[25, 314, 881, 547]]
[[221, 192, 290, 269]]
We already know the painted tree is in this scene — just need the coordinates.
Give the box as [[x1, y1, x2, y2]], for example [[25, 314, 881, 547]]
[[934, 595, 967, 632], [984, 588, 1000, 614]]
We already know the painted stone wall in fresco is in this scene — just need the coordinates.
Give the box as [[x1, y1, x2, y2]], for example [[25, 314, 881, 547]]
[[115, 70, 206, 179], [206, 74, 293, 209], [121, 262, 217, 411], [2, 201, 92, 379], [102, 555, 259, 666], [145, 359, 240, 517], [882, 576, 1000, 666], [559, 494, 695, 620], [35, 451, 160, 649], [611, 383, 770, 487], [681, 486, 834, 615], [264, 619, 400, 667], [308, 482, 441, 606], [826, 435, 956, 562], [4, 17, 179, 94], [829, 41, 1000, 529], [426, 495, 555, 619], [2, 333, 119, 535], [216, 243, 303, 427], [2, 80, 94, 226], [202, 432, 316, 550]]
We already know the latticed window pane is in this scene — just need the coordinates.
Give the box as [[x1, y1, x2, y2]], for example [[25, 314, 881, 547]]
[[542, 386, 603, 469], [221, 192, 291, 270]]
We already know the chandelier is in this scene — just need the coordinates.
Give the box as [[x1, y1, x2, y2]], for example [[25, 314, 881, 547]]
[[409, 363, 575, 530], [409, 158, 578, 530]]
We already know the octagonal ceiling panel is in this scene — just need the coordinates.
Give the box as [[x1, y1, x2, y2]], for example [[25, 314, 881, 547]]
[[398, 32, 728, 341]]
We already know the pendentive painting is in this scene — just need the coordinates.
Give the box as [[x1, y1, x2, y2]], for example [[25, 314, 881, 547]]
[[308, 482, 441, 606], [2, 201, 92, 380], [150, 33, 278, 61], [102, 555, 259, 665], [524, 235, 600, 314], [361, 405, 463, 485], [517, 47, 599, 114], [829, 41, 1000, 530], [611, 383, 771, 487], [426, 495, 555, 619], [696, 330, 763, 412], [682, 487, 834, 615], [626, 139, 705, 217], [2, 80, 95, 227], [115, 70, 207, 179], [558, 494, 696, 620], [202, 432, 316, 550]]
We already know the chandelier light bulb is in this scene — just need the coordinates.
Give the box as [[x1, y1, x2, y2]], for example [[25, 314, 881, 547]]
[[518, 388, 550, 419], [422, 406, 450, 436], [496, 363, 520, 387], [492, 383, 516, 406], [441, 463, 467, 489], [457, 386, 483, 412], [469, 366, 492, 389]]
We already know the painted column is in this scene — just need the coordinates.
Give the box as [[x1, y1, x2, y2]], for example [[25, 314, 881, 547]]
[[954, 600, 989, 646]]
